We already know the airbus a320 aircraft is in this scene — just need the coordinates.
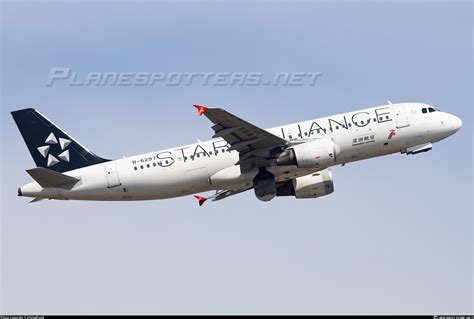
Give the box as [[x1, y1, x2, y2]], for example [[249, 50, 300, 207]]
[[12, 103, 461, 205]]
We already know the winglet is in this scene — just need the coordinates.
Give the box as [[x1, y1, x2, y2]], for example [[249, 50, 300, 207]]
[[194, 195, 207, 206], [193, 104, 208, 116]]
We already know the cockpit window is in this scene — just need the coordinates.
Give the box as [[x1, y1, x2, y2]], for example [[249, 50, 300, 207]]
[[422, 107, 438, 114]]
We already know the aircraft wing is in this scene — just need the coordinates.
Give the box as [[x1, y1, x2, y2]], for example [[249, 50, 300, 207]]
[[194, 187, 253, 206], [194, 105, 288, 169]]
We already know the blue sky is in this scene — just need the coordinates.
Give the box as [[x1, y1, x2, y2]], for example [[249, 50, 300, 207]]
[[1, 0, 472, 314]]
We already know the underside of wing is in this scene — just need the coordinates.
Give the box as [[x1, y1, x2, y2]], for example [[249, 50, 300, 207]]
[[194, 105, 288, 171], [194, 186, 253, 206]]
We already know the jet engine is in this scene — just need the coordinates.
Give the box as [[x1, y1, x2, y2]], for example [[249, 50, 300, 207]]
[[276, 168, 334, 199], [276, 138, 341, 169]]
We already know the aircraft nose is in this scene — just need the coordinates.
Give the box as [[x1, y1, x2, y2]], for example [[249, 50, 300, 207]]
[[450, 114, 462, 133]]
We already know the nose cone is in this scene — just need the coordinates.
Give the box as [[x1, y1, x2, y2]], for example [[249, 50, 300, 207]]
[[451, 115, 462, 133], [433, 113, 462, 141]]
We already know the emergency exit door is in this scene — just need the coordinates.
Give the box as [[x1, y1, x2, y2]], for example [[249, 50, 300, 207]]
[[105, 162, 121, 188]]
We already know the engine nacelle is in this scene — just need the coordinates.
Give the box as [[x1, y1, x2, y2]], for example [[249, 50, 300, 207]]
[[277, 138, 340, 169], [276, 168, 334, 199]]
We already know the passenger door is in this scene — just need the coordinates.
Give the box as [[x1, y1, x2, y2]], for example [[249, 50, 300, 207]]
[[105, 162, 121, 188], [391, 104, 410, 128]]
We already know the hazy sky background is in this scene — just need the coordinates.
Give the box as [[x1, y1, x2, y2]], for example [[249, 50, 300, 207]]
[[1, 0, 472, 314]]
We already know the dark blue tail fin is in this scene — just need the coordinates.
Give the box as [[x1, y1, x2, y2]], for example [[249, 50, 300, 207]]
[[11, 108, 109, 173]]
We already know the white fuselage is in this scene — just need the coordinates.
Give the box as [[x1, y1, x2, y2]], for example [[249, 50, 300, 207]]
[[19, 102, 462, 201]]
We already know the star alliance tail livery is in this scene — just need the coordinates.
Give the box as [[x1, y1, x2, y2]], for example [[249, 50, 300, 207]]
[[12, 103, 461, 205]]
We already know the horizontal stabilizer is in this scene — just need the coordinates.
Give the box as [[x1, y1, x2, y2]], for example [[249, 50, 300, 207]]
[[29, 197, 45, 203], [26, 167, 80, 189]]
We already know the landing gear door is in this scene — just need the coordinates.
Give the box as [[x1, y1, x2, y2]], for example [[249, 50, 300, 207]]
[[105, 162, 121, 188], [391, 104, 410, 128]]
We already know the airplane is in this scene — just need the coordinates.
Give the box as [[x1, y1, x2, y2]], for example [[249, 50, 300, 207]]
[[12, 102, 461, 205]]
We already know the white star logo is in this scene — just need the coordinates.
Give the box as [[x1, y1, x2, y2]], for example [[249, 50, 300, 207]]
[[37, 132, 71, 167]]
